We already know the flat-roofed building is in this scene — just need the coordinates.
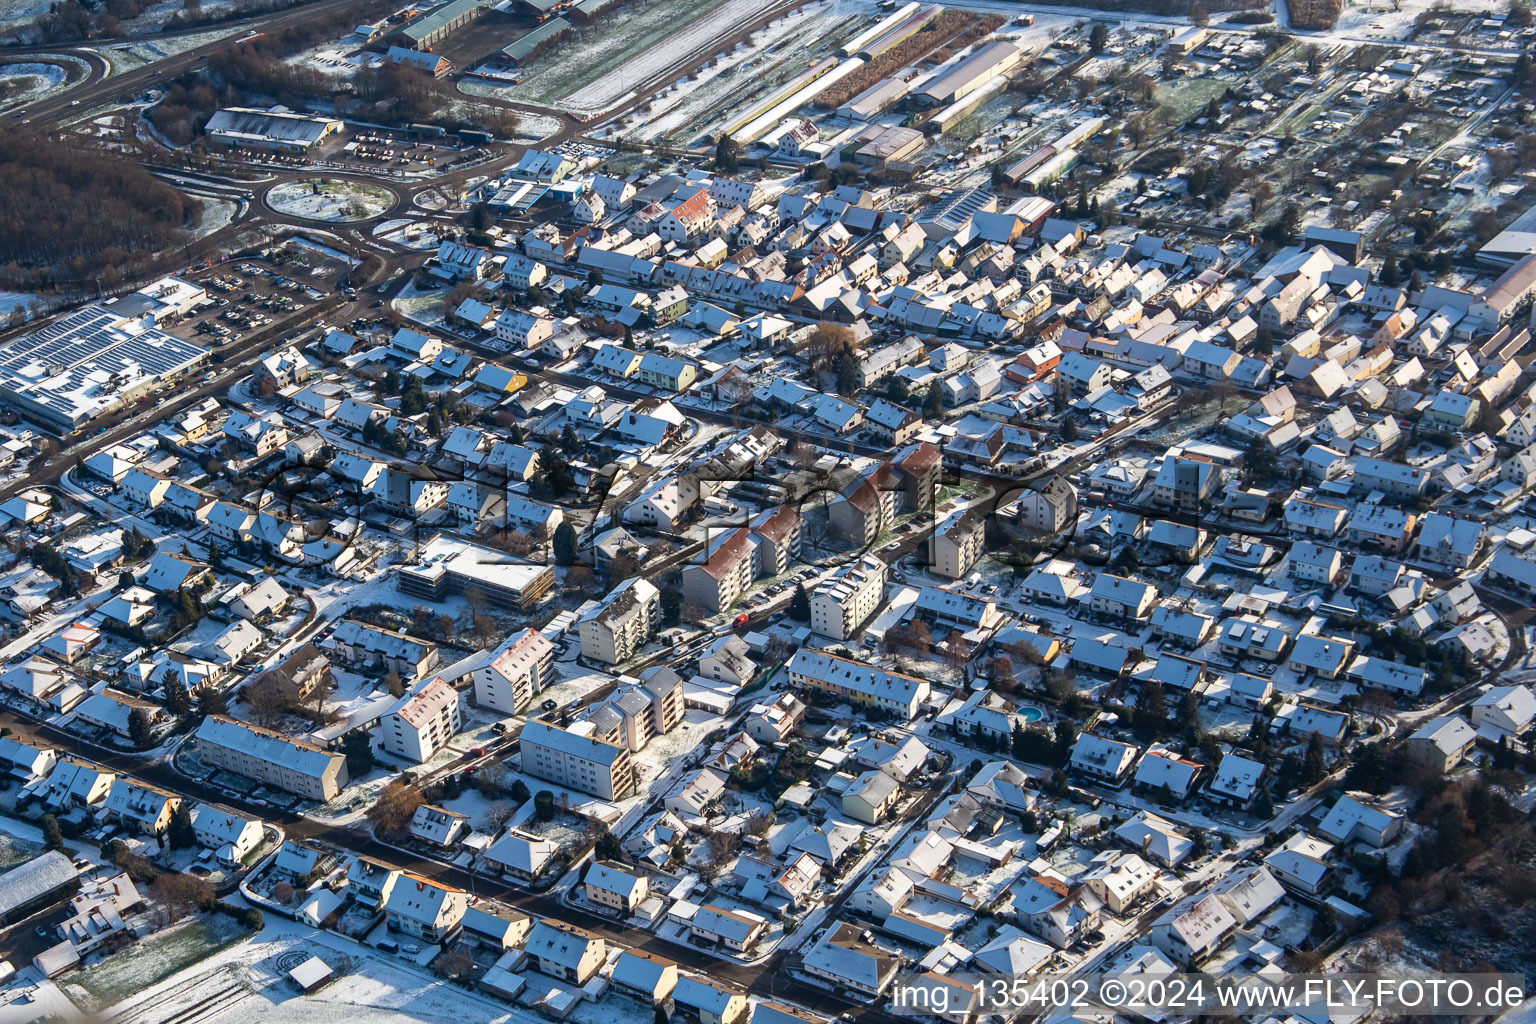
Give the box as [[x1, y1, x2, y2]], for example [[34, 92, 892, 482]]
[[0, 299, 208, 431]]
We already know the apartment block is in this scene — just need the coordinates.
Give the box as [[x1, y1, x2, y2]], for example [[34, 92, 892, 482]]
[[810, 555, 888, 640], [578, 577, 659, 665], [520, 720, 637, 800], [380, 677, 462, 763]]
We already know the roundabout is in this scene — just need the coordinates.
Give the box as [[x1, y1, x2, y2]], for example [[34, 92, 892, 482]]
[[264, 178, 398, 223]]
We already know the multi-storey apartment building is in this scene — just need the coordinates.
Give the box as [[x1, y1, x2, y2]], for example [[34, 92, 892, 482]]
[[380, 678, 462, 763], [577, 577, 659, 665], [810, 555, 887, 640], [193, 715, 348, 801], [473, 629, 555, 715], [519, 721, 637, 800]]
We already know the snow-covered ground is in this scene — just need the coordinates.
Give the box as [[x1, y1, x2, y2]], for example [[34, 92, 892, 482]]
[[0, 290, 42, 323], [373, 218, 444, 250], [559, 0, 788, 114], [612, 0, 857, 144], [267, 180, 394, 222], [78, 913, 533, 1024], [192, 197, 240, 239], [0, 0, 48, 30], [0, 59, 70, 111], [100, 26, 251, 77]]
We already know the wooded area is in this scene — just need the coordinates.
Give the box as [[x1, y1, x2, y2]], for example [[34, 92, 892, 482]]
[[0, 127, 199, 286]]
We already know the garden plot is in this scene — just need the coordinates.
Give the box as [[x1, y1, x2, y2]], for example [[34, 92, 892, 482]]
[[98, 918, 525, 1024], [510, 0, 767, 111], [615, 0, 860, 144], [268, 180, 395, 222], [64, 912, 254, 1014]]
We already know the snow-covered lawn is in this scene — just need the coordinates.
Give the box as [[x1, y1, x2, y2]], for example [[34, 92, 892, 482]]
[[268, 180, 395, 222]]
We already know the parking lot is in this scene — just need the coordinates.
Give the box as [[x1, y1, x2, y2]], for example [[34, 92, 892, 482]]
[[166, 245, 352, 349]]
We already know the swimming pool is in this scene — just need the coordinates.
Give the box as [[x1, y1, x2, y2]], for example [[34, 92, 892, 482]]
[[1018, 705, 1045, 723]]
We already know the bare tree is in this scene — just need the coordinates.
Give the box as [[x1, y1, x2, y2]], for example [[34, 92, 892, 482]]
[[366, 780, 424, 837]]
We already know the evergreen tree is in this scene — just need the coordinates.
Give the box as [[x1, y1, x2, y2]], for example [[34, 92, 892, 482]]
[[1253, 788, 1275, 819], [198, 686, 228, 717], [1052, 720, 1075, 764], [127, 707, 153, 748], [1381, 255, 1400, 287], [41, 814, 63, 852], [510, 780, 531, 804], [552, 521, 578, 567], [1134, 681, 1166, 740], [168, 803, 197, 850], [344, 730, 374, 775], [788, 583, 811, 622], [1301, 733, 1327, 787], [1275, 751, 1301, 796], [164, 678, 191, 717]]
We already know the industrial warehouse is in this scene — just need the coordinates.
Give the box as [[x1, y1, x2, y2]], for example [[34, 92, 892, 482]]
[[203, 108, 345, 152]]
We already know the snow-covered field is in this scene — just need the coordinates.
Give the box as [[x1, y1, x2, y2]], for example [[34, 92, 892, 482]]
[[391, 276, 451, 329], [268, 180, 395, 222], [615, 0, 857, 144], [514, 113, 564, 140]]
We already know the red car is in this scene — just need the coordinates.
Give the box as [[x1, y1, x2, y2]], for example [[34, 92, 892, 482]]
[[471, 747, 486, 756], [732, 612, 750, 628]]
